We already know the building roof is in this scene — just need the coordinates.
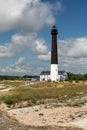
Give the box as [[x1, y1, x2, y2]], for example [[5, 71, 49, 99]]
[[40, 71, 50, 75], [40, 71, 67, 76]]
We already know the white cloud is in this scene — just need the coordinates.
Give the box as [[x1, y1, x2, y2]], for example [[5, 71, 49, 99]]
[[0, 65, 26, 75], [33, 39, 48, 54], [0, 33, 49, 58], [0, 0, 27, 31], [15, 57, 25, 65], [0, 0, 60, 32], [68, 38, 87, 57], [58, 37, 87, 73], [59, 37, 87, 58], [52, 1, 63, 11], [38, 52, 51, 61], [0, 57, 43, 75]]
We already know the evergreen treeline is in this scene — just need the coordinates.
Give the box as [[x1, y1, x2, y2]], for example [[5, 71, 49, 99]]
[[67, 72, 87, 81], [0, 75, 21, 80], [22, 75, 39, 80], [0, 75, 39, 80]]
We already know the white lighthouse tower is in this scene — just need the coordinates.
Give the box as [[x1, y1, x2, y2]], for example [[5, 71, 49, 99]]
[[50, 25, 58, 81]]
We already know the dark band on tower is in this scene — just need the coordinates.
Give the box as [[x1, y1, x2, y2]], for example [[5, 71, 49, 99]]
[[51, 25, 58, 64], [50, 25, 58, 81]]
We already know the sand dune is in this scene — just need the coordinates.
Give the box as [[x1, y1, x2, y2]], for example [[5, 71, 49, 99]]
[[7, 104, 87, 130]]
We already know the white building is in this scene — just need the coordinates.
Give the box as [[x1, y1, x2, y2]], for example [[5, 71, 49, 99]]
[[40, 71, 68, 81]]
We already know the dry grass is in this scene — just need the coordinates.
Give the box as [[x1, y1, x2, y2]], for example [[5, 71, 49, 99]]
[[0, 81, 87, 108]]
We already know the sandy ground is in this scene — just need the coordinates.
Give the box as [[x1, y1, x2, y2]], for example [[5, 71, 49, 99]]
[[7, 104, 87, 130], [0, 88, 12, 92], [68, 118, 87, 130]]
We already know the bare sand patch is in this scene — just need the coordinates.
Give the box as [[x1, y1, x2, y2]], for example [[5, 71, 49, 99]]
[[7, 104, 87, 129], [68, 118, 87, 130]]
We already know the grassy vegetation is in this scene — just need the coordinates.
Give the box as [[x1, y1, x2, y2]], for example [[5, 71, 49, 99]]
[[0, 81, 87, 107], [0, 80, 25, 88]]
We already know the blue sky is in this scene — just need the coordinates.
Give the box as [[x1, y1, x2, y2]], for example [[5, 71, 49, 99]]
[[0, 0, 87, 75]]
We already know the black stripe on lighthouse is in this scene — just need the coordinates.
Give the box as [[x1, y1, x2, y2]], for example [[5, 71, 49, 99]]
[[51, 25, 58, 64]]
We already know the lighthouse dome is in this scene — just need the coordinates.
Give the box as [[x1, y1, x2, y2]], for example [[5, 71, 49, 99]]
[[51, 25, 58, 35]]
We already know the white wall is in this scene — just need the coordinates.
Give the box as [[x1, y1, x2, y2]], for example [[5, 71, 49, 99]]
[[50, 64, 58, 81], [40, 75, 50, 81], [40, 74, 67, 81]]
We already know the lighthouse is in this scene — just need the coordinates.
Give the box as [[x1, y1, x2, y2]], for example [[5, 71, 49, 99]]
[[50, 25, 58, 81]]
